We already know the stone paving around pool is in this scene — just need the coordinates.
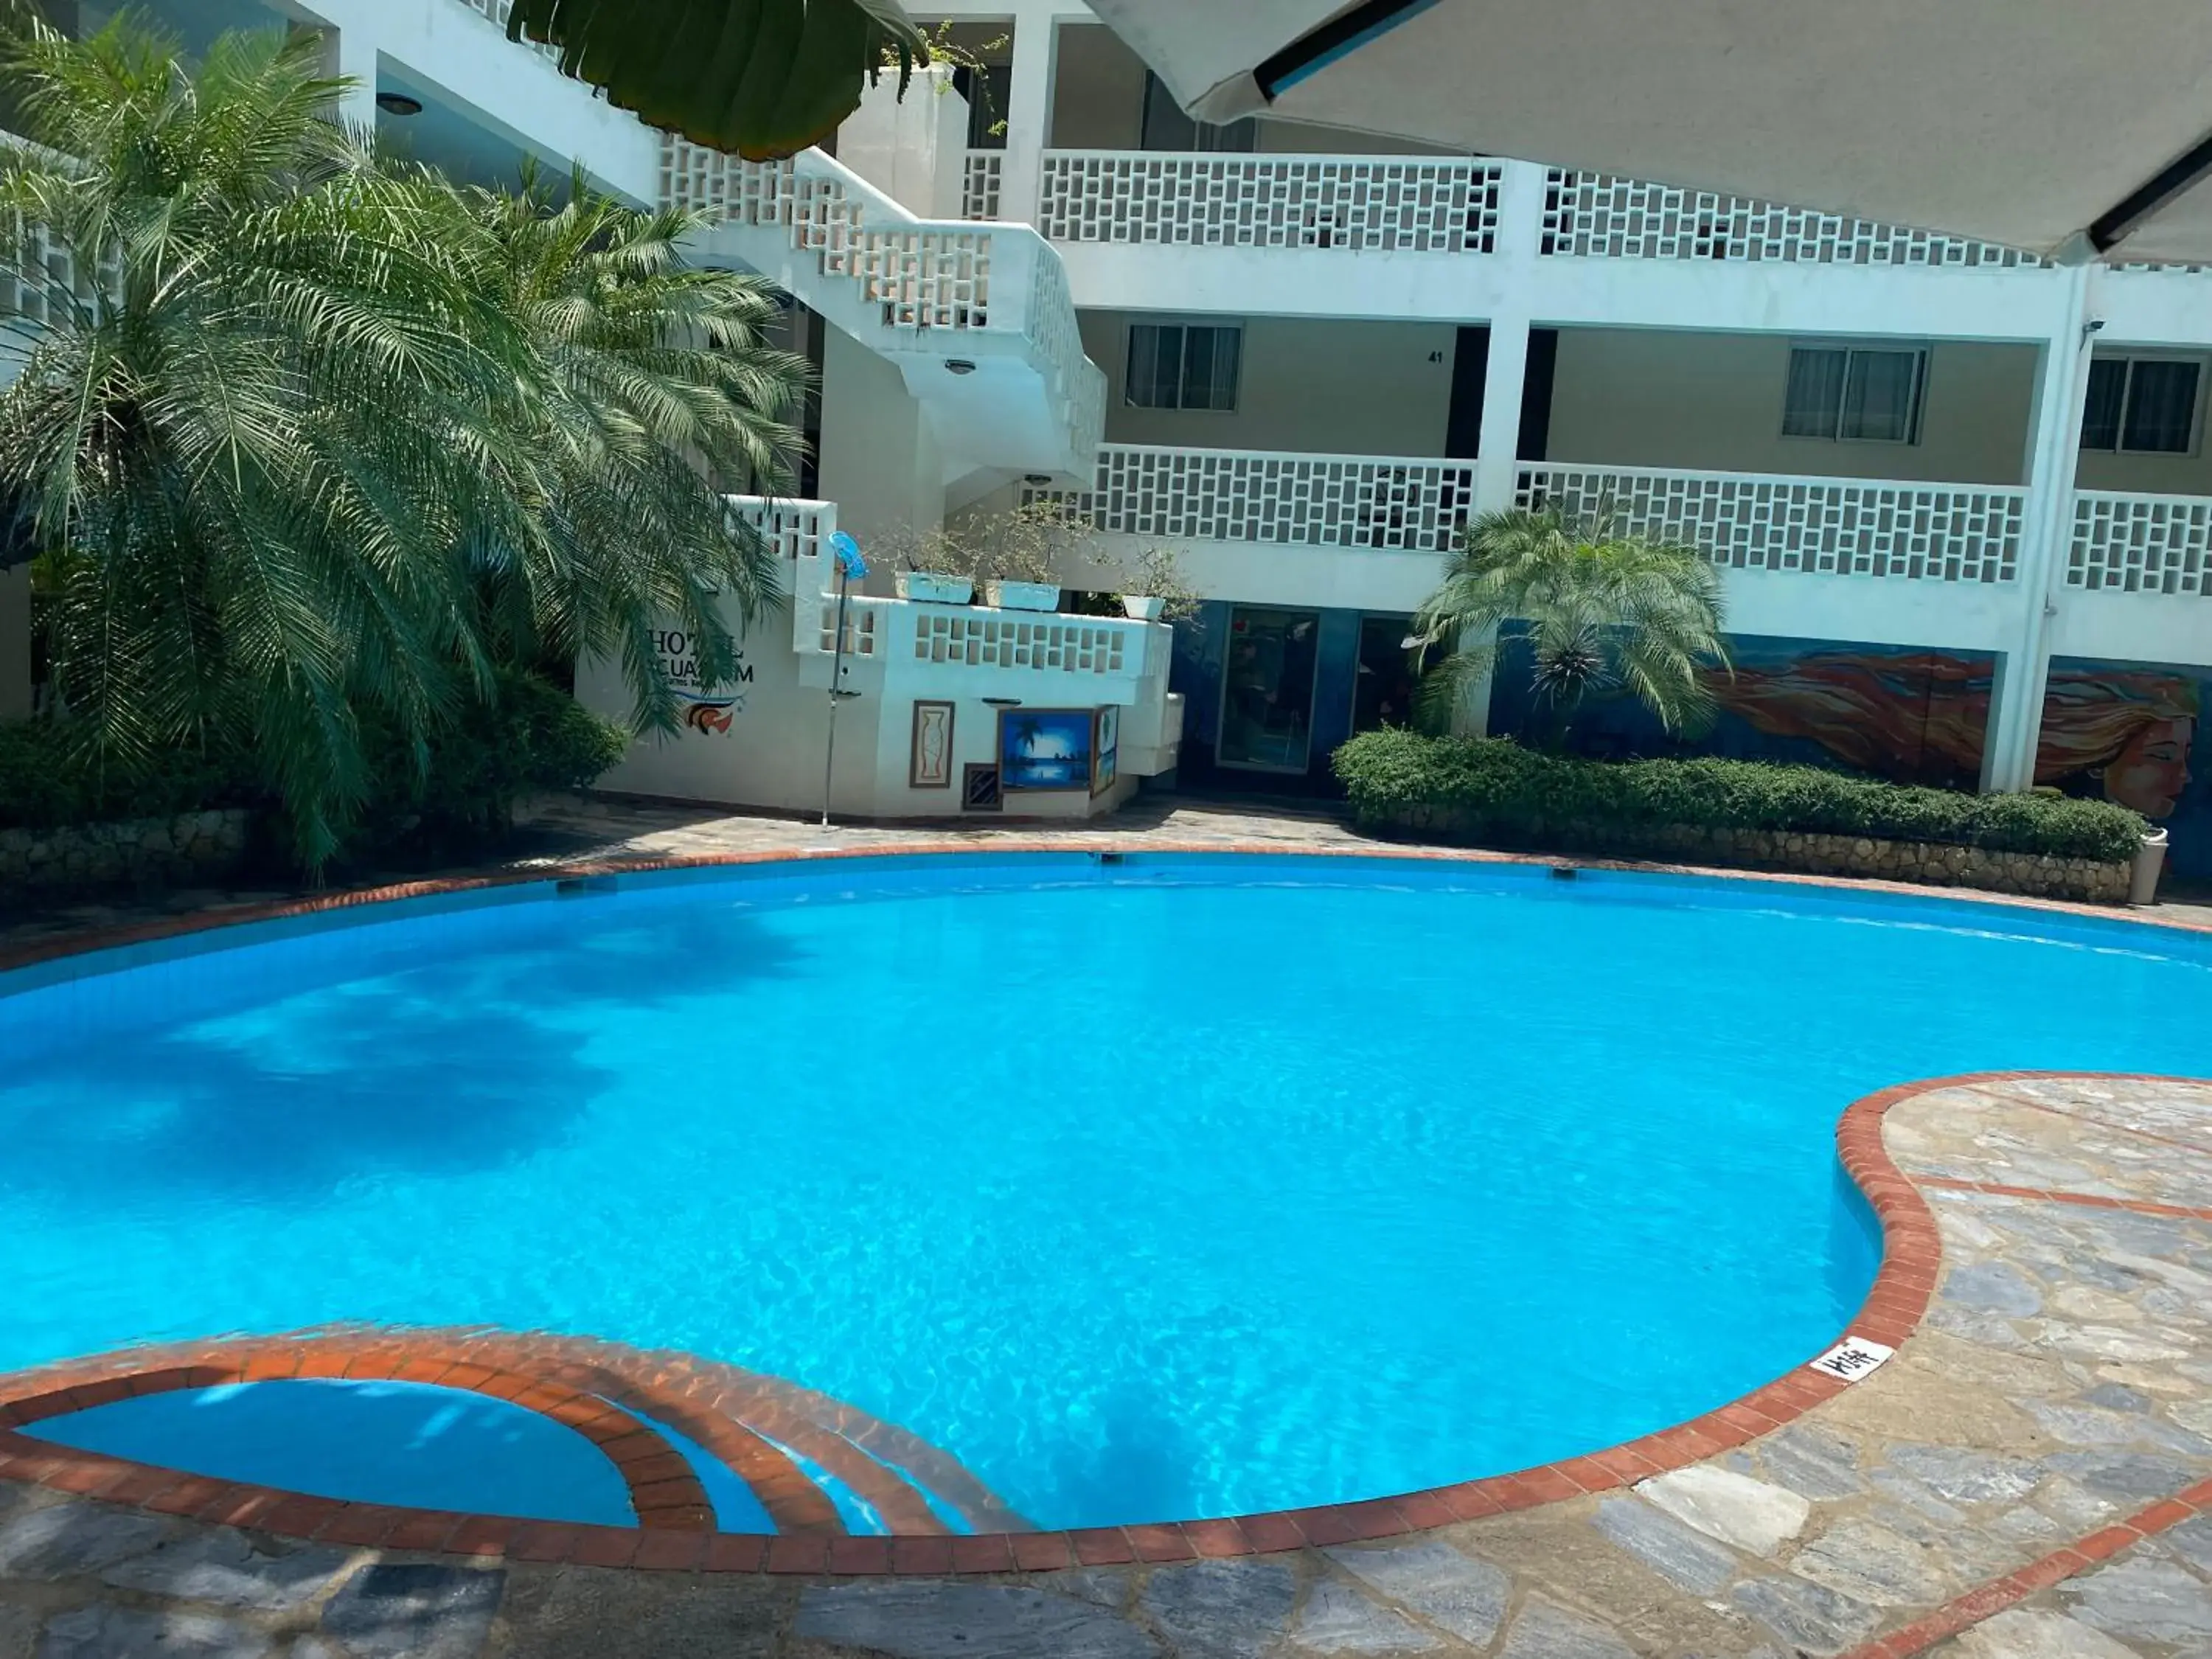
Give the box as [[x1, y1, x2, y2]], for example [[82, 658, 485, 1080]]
[[5, 806, 2212, 1657]]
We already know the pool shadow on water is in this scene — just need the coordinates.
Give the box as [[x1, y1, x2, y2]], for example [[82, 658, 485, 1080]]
[[1034, 1388, 1203, 1528], [0, 902, 810, 1207]]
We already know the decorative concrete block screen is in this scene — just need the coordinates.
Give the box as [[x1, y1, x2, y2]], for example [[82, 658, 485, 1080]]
[[911, 613, 1132, 675], [2, 221, 116, 322], [727, 496, 836, 564], [1037, 153, 1503, 252], [2069, 491, 2212, 594], [662, 143, 993, 331], [1514, 465, 2025, 582], [963, 153, 1003, 222], [1037, 445, 1476, 552], [1539, 172, 2037, 267]]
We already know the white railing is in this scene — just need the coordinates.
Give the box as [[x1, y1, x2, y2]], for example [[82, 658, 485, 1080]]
[[1514, 463, 2024, 582], [726, 494, 836, 564], [1539, 171, 2038, 267], [1032, 444, 1476, 553], [1037, 152, 1503, 253], [792, 591, 1158, 681], [662, 136, 1104, 466], [2068, 490, 2212, 594], [664, 139, 991, 328], [962, 152, 1004, 222]]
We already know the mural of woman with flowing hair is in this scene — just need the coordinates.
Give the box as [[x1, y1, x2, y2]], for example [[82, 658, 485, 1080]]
[[2035, 671, 2197, 818], [1700, 648, 2201, 819]]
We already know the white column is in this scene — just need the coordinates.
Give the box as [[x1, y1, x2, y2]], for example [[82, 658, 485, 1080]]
[[316, 18, 378, 136], [995, 7, 1061, 228], [1982, 262, 2095, 793], [1470, 160, 1547, 515], [1471, 311, 1531, 516], [0, 566, 29, 723]]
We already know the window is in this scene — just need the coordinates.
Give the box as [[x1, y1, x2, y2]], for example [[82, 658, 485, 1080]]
[[1126, 324, 1242, 411], [1781, 345, 1926, 443], [1141, 70, 1256, 152], [2081, 356, 2202, 454]]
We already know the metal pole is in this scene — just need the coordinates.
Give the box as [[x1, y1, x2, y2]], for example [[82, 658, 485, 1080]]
[[821, 562, 851, 829], [814, 566, 845, 832]]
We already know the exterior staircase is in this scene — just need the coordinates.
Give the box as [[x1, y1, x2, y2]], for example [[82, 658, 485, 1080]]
[[663, 137, 1105, 486]]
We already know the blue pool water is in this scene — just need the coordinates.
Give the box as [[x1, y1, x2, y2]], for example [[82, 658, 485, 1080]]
[[5, 852, 2212, 1529]]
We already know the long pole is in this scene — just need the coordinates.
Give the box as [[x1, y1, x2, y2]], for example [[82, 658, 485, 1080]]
[[821, 561, 851, 828]]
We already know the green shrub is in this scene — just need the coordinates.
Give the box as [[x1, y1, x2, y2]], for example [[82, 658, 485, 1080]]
[[1332, 728, 2148, 864], [352, 670, 629, 853], [0, 721, 260, 832], [0, 672, 626, 863]]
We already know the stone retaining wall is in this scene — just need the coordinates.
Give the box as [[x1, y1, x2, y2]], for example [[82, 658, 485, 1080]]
[[0, 809, 253, 895], [1378, 810, 2134, 904]]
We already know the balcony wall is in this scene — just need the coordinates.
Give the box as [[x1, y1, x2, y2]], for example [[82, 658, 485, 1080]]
[[1545, 329, 2039, 487], [577, 499, 1180, 819], [1078, 312, 1458, 458]]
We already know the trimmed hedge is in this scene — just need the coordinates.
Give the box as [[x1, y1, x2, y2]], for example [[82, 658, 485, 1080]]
[[0, 671, 626, 863], [0, 723, 257, 833], [1333, 728, 2148, 864]]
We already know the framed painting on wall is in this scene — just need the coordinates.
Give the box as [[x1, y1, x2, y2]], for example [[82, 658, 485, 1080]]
[[1092, 705, 1120, 796], [998, 708, 1093, 791], [910, 700, 955, 788]]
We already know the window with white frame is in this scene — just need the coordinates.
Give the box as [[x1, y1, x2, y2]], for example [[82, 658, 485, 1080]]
[[1126, 323, 1242, 411], [2081, 355, 2203, 455], [1781, 345, 1927, 443]]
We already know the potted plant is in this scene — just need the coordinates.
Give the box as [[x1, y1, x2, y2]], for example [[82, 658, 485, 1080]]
[[973, 500, 1094, 612], [1117, 546, 1201, 622], [882, 526, 975, 605]]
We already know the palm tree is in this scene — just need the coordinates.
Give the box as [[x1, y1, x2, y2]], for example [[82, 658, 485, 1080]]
[[439, 172, 807, 737], [0, 17, 807, 864], [1410, 503, 1729, 745], [507, 0, 926, 159], [0, 20, 527, 864]]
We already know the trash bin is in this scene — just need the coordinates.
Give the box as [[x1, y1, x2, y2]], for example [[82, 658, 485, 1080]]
[[2130, 827, 2170, 906]]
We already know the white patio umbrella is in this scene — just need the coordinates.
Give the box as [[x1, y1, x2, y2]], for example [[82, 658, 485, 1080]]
[[1082, 0, 2212, 262]]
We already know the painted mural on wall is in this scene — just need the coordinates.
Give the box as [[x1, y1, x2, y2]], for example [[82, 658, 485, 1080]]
[[1487, 633, 2212, 877]]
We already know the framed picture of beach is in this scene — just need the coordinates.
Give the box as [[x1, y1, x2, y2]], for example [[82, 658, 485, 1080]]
[[998, 708, 1094, 791]]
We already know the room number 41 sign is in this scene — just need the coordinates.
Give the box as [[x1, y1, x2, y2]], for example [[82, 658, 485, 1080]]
[[1809, 1335, 1896, 1381]]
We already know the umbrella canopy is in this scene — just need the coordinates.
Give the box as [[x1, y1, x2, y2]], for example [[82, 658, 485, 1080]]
[[1083, 0, 2212, 262]]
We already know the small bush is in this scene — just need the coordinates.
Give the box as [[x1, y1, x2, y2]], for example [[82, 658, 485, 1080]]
[[1332, 728, 2148, 864], [0, 722, 260, 832], [0, 672, 626, 865], [352, 670, 629, 853]]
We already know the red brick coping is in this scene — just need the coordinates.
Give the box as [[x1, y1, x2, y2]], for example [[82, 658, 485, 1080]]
[[0, 847, 2208, 1627]]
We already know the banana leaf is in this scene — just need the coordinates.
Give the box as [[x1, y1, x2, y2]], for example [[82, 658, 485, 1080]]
[[507, 0, 927, 160]]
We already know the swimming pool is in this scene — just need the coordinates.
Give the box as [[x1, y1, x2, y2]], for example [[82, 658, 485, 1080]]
[[4, 852, 2210, 1533]]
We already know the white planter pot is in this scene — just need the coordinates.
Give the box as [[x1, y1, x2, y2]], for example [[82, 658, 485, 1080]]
[[895, 571, 974, 605], [985, 580, 1061, 612], [2130, 827, 2170, 906], [1121, 594, 1166, 621]]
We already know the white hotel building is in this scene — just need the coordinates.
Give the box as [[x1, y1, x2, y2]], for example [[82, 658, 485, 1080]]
[[18, 0, 2212, 869]]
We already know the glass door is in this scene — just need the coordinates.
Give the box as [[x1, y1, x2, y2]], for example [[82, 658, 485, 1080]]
[[1354, 615, 1422, 733], [1217, 608, 1321, 773]]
